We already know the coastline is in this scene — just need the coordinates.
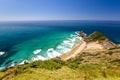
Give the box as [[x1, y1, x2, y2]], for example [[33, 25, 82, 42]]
[[0, 20, 120, 70], [60, 31, 119, 61], [0, 32, 82, 70], [0, 31, 118, 70], [60, 39, 86, 60], [1, 31, 120, 80]]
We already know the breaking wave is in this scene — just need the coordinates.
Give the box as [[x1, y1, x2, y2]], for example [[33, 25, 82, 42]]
[[31, 33, 82, 62], [0, 32, 82, 70], [0, 51, 5, 56]]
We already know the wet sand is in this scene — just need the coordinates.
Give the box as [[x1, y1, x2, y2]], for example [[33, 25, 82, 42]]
[[60, 40, 86, 60]]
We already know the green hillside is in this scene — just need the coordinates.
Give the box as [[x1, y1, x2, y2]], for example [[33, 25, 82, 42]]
[[88, 31, 107, 41], [0, 50, 120, 80]]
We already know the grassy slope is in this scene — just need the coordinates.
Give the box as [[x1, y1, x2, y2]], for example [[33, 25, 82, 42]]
[[88, 31, 107, 41], [0, 50, 120, 80], [9, 66, 120, 80]]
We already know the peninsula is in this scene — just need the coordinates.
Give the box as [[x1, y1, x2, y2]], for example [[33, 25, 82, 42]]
[[60, 31, 118, 61]]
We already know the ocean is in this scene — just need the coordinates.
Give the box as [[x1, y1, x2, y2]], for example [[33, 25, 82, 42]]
[[0, 20, 120, 69]]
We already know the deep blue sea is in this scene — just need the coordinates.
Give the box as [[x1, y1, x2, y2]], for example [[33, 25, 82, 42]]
[[0, 20, 120, 69]]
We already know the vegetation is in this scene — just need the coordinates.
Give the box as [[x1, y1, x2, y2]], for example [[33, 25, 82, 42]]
[[28, 59, 65, 70], [88, 31, 107, 41], [0, 55, 120, 80], [66, 57, 83, 69], [110, 58, 120, 65], [106, 51, 113, 55]]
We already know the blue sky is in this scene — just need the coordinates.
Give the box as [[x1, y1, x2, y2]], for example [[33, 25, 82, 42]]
[[0, 0, 120, 21]]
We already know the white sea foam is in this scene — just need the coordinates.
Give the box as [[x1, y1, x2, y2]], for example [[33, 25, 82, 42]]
[[68, 38, 76, 43], [37, 55, 46, 60], [31, 55, 47, 61], [10, 62, 16, 67], [63, 40, 75, 48], [1, 33, 82, 70], [0, 51, 5, 56], [47, 48, 54, 52], [47, 48, 61, 58], [24, 33, 81, 66], [66, 42, 74, 48], [63, 47, 71, 53], [19, 60, 29, 65], [70, 34, 78, 38], [63, 40, 70, 44], [31, 33, 81, 63], [57, 45, 64, 49], [55, 33, 82, 55], [56, 45, 66, 53], [71, 38, 76, 42], [57, 46, 71, 53], [32, 57, 38, 61], [33, 49, 41, 54], [76, 36, 82, 40], [5, 61, 17, 68], [0, 67, 5, 70]]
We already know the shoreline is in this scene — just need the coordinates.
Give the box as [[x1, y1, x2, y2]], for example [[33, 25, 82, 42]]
[[0, 32, 81, 70], [60, 39, 86, 60], [1, 31, 118, 70]]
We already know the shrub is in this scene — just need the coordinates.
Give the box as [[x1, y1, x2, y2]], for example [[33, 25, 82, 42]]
[[66, 57, 83, 69], [14, 65, 28, 75], [29, 59, 65, 70], [110, 59, 120, 63], [106, 51, 113, 55], [88, 31, 106, 41]]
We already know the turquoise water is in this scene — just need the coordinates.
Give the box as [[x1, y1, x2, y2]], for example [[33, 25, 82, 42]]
[[0, 24, 81, 69], [0, 20, 120, 69]]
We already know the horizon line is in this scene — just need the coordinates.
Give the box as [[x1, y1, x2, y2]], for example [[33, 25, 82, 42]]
[[0, 19, 120, 22]]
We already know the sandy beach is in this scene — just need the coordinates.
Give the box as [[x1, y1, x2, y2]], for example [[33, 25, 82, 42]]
[[61, 40, 86, 60], [60, 40, 107, 60]]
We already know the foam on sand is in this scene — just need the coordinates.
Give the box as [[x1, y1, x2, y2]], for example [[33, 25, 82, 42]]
[[47, 48, 61, 58], [45, 33, 82, 59], [32, 55, 46, 61]]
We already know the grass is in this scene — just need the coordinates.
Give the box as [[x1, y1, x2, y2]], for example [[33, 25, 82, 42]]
[[106, 51, 113, 55], [66, 57, 83, 69], [88, 31, 107, 41], [0, 56, 120, 80]]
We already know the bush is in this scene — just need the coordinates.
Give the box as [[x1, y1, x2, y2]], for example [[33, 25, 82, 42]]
[[88, 31, 106, 41], [66, 58, 83, 69], [110, 59, 120, 63], [29, 59, 65, 70], [14, 65, 28, 75], [0, 57, 84, 79], [28, 57, 83, 70], [106, 51, 113, 55]]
